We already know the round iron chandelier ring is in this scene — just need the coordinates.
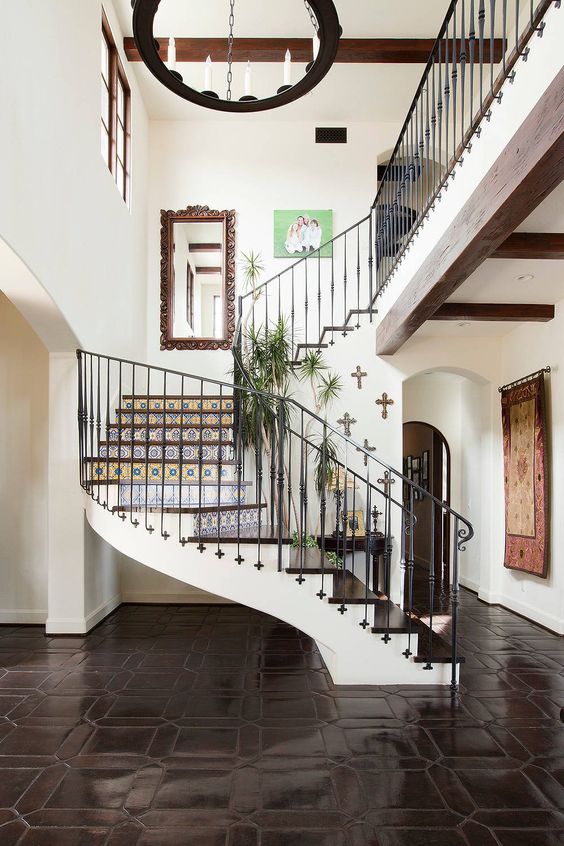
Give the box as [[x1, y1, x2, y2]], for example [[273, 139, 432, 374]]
[[132, 0, 341, 113]]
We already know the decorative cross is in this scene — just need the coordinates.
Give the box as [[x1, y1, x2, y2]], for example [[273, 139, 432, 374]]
[[372, 505, 383, 531], [337, 412, 357, 437], [351, 365, 367, 390], [356, 438, 375, 466], [376, 392, 394, 419], [377, 471, 396, 494]]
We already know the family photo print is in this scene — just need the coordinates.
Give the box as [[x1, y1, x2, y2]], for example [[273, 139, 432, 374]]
[[273, 209, 333, 258]]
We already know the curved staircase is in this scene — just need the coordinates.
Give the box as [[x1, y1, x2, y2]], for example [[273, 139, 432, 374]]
[[78, 350, 473, 688]]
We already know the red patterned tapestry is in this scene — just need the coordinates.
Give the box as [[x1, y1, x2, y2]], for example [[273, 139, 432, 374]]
[[502, 373, 549, 578]]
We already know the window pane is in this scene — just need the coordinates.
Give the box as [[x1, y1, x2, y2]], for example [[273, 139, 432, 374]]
[[116, 160, 124, 196], [101, 79, 109, 125], [101, 122, 109, 165], [117, 121, 125, 160], [117, 82, 125, 121], [101, 37, 109, 82]]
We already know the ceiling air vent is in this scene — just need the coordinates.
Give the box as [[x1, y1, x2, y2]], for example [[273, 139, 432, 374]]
[[315, 127, 347, 144]]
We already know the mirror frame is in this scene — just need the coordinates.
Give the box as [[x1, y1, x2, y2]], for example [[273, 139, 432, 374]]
[[160, 205, 236, 350]]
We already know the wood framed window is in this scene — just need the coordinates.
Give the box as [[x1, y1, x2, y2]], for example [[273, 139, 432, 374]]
[[101, 10, 131, 205]]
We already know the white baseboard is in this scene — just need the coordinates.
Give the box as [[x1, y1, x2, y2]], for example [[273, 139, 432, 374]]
[[473, 587, 564, 635], [460, 576, 480, 594], [46, 592, 121, 635], [120, 592, 234, 605], [85, 593, 122, 630], [0, 609, 48, 625]]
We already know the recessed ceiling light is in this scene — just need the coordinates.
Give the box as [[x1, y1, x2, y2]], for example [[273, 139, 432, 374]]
[[458, 322, 469, 327], [516, 273, 535, 281]]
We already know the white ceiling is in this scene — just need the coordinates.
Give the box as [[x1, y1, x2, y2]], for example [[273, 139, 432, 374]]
[[115, 0, 449, 122]]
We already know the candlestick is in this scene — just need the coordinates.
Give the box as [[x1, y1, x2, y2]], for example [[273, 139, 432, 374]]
[[167, 37, 176, 71], [284, 49, 292, 86], [204, 55, 212, 91], [313, 33, 320, 61], [244, 60, 252, 96]]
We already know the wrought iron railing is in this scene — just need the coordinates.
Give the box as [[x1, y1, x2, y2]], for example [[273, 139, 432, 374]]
[[234, 0, 556, 361], [78, 349, 473, 688]]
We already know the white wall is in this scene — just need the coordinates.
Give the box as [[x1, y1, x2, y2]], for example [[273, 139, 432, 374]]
[[0, 0, 149, 359], [494, 302, 564, 632], [146, 119, 399, 377], [0, 294, 49, 623], [120, 558, 232, 605]]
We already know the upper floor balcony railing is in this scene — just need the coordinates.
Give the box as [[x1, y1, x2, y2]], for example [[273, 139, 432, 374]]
[[234, 0, 556, 363]]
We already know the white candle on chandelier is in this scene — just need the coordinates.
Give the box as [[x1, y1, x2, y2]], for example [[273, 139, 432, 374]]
[[167, 37, 176, 71], [204, 55, 213, 90], [312, 33, 320, 61], [283, 49, 292, 86], [244, 60, 253, 96]]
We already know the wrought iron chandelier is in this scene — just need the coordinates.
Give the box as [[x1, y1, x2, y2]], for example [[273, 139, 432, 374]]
[[131, 0, 341, 113]]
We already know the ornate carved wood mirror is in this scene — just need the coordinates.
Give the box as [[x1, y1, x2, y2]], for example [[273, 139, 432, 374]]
[[160, 206, 235, 350]]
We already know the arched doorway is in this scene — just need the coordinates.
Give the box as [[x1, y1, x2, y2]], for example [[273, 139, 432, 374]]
[[403, 421, 451, 588]]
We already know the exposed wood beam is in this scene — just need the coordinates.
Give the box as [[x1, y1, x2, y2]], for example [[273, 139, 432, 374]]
[[188, 243, 222, 253], [492, 232, 564, 259], [124, 37, 503, 64], [196, 266, 222, 274], [376, 66, 564, 355], [432, 303, 555, 322]]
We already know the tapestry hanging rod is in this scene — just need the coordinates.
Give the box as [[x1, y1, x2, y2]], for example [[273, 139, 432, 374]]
[[498, 366, 551, 393]]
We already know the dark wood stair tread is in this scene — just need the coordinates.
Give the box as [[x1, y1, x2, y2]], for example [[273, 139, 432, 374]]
[[285, 547, 340, 574], [329, 571, 382, 604], [371, 601, 423, 634]]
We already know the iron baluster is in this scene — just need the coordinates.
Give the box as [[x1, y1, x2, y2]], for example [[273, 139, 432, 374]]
[[297, 410, 306, 584], [451, 516, 461, 690], [88, 354, 94, 501], [403, 485, 415, 659], [304, 258, 309, 350], [95, 355, 101, 505], [423, 497, 436, 670], [444, 26, 451, 170], [216, 383, 225, 558], [234, 384, 244, 564], [460, 0, 467, 146], [255, 397, 263, 570], [291, 267, 295, 361], [330, 248, 335, 345], [178, 375, 185, 545], [490, 0, 496, 96], [160, 371, 168, 538], [478, 0, 485, 116], [276, 398, 285, 572], [368, 212, 374, 319], [355, 224, 361, 328], [317, 422, 328, 599], [144, 368, 152, 534], [197, 379, 205, 552], [361, 468, 371, 629], [269, 417, 276, 529], [338, 444, 349, 615], [117, 360, 123, 515], [104, 357, 111, 509], [469, 0, 475, 135], [342, 232, 347, 336], [130, 363, 138, 526], [452, 4, 458, 157], [317, 249, 322, 347], [76, 351, 84, 488]]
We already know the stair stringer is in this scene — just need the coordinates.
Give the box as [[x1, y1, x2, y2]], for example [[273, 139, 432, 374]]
[[86, 498, 453, 686]]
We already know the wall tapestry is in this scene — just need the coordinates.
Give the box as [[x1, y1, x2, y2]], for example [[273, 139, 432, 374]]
[[273, 209, 333, 258], [501, 372, 549, 578]]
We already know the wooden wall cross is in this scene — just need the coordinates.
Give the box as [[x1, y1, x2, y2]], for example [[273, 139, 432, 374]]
[[356, 439, 375, 466], [337, 412, 357, 437], [351, 366, 367, 389], [376, 392, 394, 419]]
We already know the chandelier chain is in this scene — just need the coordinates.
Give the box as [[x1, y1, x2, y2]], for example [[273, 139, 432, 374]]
[[226, 0, 235, 100], [304, 0, 319, 32]]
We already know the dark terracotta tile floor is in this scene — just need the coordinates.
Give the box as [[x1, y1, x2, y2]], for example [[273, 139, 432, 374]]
[[0, 589, 563, 844]]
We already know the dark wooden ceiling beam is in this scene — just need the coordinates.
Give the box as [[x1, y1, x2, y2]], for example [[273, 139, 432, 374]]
[[375, 65, 564, 355], [492, 232, 564, 259], [432, 303, 555, 321], [124, 37, 503, 64], [188, 243, 222, 253]]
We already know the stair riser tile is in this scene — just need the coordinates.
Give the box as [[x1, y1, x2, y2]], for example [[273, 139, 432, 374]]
[[90, 463, 236, 483], [116, 412, 234, 426], [123, 398, 234, 411], [98, 444, 232, 461], [194, 508, 261, 536], [107, 427, 227, 443], [118, 483, 249, 507]]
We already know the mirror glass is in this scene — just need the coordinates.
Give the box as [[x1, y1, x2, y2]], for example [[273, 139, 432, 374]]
[[172, 221, 224, 340], [160, 207, 235, 351]]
